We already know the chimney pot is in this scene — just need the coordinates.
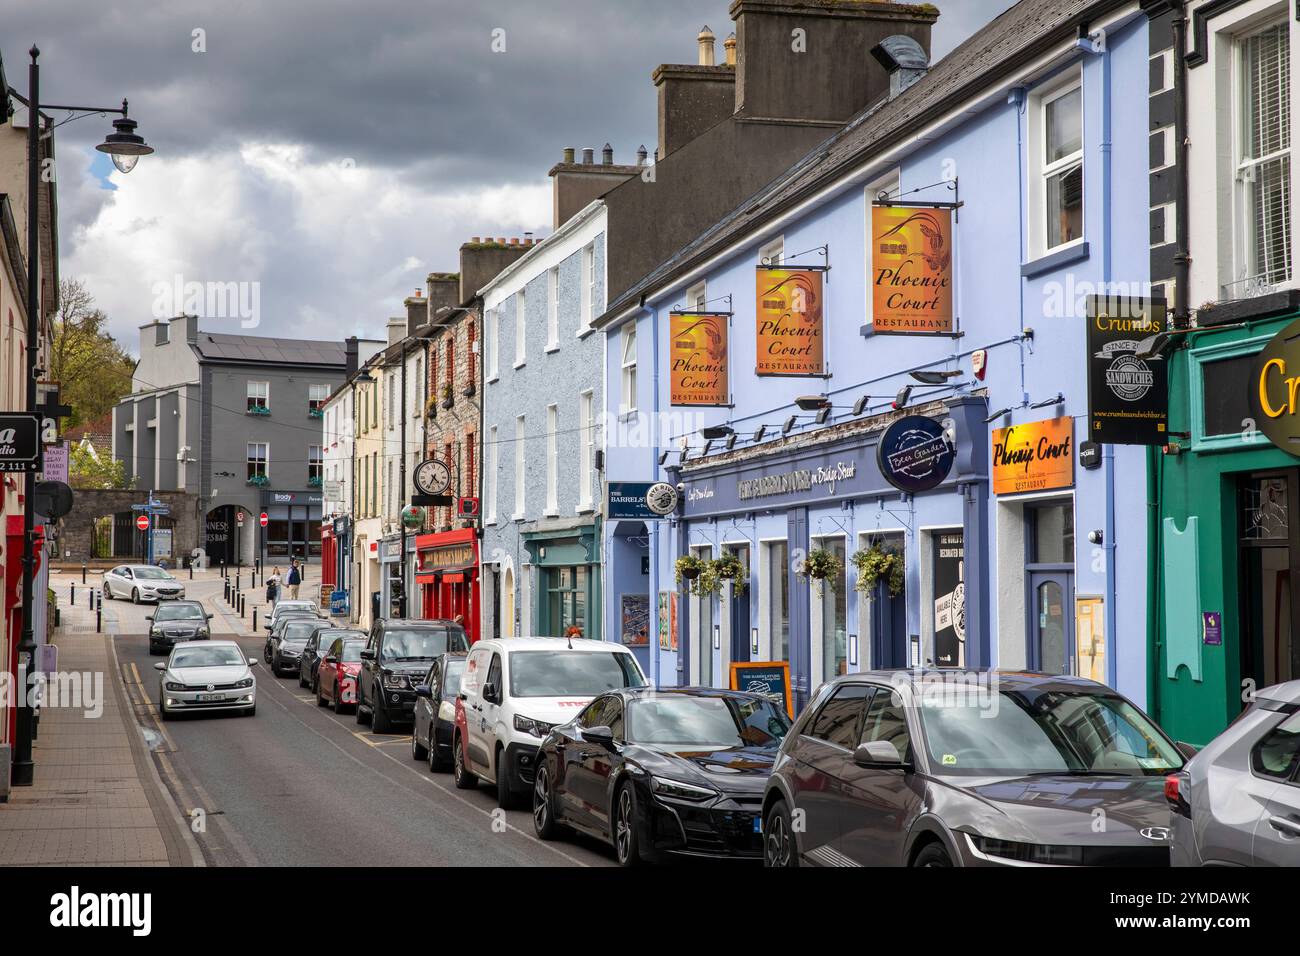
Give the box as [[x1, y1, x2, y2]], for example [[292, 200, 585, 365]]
[[636, 144, 648, 166], [581, 147, 594, 164], [562, 146, 575, 164], [724, 33, 737, 67], [698, 25, 716, 66], [510, 237, 519, 246], [602, 143, 613, 165], [498, 237, 507, 244]]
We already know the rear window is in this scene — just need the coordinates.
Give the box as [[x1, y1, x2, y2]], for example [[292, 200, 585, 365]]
[[508, 650, 646, 698], [380, 627, 469, 662]]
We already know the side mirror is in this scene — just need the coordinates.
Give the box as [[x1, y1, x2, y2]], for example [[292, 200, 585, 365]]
[[853, 740, 908, 768], [248, 658, 259, 666], [482, 681, 499, 703], [415, 684, 432, 698], [359, 649, 376, 661], [584, 725, 615, 747], [153, 662, 167, 671], [325, 656, 338, 665], [145, 615, 154, 622], [206, 614, 214, 620]]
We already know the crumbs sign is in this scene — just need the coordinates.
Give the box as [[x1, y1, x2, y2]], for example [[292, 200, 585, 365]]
[[669, 311, 729, 406], [755, 268, 824, 376], [870, 206, 953, 334], [1085, 295, 1168, 444]]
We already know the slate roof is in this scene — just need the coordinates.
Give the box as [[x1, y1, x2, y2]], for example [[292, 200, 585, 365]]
[[192, 332, 347, 367], [598, 0, 1126, 324]]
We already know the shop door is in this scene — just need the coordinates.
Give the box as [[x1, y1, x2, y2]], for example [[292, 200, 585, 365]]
[[727, 544, 751, 665], [1029, 572, 1074, 675], [1239, 472, 1300, 695], [870, 581, 908, 670]]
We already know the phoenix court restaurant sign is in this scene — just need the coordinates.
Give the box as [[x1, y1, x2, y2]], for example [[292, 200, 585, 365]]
[[755, 267, 825, 376], [1085, 295, 1169, 444], [870, 205, 954, 334], [670, 311, 729, 406], [1250, 314, 1300, 455], [991, 416, 1074, 496]]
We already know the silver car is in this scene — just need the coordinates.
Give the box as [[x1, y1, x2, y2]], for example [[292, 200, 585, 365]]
[[155, 640, 258, 719], [103, 564, 186, 603], [1168, 679, 1300, 866], [264, 599, 319, 631]]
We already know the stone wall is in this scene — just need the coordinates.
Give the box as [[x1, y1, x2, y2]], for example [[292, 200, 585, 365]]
[[54, 489, 200, 565]]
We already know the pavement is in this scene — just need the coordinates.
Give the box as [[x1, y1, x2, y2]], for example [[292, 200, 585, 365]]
[[2, 566, 616, 867]]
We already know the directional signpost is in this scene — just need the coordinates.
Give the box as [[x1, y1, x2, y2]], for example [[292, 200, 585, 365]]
[[133, 492, 170, 564]]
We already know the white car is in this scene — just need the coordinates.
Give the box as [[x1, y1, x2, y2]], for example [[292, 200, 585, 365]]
[[103, 564, 186, 603], [264, 599, 320, 631], [452, 636, 647, 809], [155, 640, 258, 719]]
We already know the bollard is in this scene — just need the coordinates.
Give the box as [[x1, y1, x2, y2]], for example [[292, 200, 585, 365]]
[[70, 584, 75, 607], [236, 571, 241, 593], [253, 607, 258, 632], [224, 579, 230, 602], [96, 607, 102, 633], [82, 563, 87, 585], [189, 563, 194, 580], [240, 594, 246, 618], [54, 608, 60, 628]]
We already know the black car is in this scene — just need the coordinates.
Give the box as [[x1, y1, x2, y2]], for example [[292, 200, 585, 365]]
[[356, 619, 470, 733], [412, 652, 468, 771], [532, 687, 791, 865], [263, 613, 317, 665], [270, 618, 333, 677], [147, 601, 213, 655], [300, 626, 365, 690]]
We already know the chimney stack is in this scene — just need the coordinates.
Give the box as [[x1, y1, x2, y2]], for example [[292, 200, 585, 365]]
[[459, 238, 532, 304], [404, 287, 427, 336], [386, 316, 406, 347], [548, 144, 642, 228], [425, 272, 460, 327], [698, 25, 716, 65], [345, 335, 359, 376]]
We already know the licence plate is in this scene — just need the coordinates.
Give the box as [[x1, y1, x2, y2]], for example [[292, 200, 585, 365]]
[[196, 694, 224, 702], [753, 816, 762, 834]]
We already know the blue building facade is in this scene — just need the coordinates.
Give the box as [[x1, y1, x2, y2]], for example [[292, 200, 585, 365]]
[[599, 1, 1161, 711]]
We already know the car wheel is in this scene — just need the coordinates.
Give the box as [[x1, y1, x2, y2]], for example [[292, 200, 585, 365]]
[[102, 585, 112, 601], [298, 667, 307, 689], [371, 696, 391, 733], [158, 699, 172, 721], [452, 734, 477, 790], [412, 727, 428, 762], [331, 682, 344, 714], [355, 689, 371, 726], [913, 843, 953, 868], [763, 800, 798, 868], [428, 729, 448, 772], [613, 781, 645, 866], [132, 588, 140, 605], [533, 762, 561, 840], [495, 748, 518, 810], [316, 678, 327, 707]]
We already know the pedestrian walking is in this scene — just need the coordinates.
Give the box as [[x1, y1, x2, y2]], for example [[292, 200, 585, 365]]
[[266, 567, 281, 607], [287, 559, 302, 600]]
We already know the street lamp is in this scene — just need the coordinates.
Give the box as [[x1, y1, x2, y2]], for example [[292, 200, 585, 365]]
[[10, 46, 153, 789]]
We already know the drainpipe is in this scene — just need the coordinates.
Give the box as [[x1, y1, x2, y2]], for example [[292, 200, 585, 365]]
[[1172, 6, 1190, 329], [647, 303, 662, 686]]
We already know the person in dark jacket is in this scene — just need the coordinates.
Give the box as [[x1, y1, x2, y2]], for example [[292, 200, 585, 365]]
[[287, 559, 302, 600]]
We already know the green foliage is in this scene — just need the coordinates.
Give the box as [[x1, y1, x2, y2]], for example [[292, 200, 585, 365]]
[[50, 278, 135, 431], [851, 544, 905, 597], [711, 552, 748, 594], [69, 441, 130, 489], [798, 547, 844, 596]]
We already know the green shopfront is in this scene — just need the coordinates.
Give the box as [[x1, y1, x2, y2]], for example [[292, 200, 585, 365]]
[[1153, 294, 1300, 744], [521, 519, 602, 640]]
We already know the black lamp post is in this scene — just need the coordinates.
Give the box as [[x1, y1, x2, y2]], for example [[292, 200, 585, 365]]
[[11, 46, 152, 788]]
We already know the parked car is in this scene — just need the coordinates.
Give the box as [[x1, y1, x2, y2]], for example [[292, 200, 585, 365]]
[[412, 652, 468, 771], [264, 599, 319, 631], [533, 687, 790, 865], [316, 636, 367, 713], [762, 670, 1186, 867], [300, 626, 365, 690], [103, 564, 185, 603], [147, 601, 213, 655], [264, 614, 320, 665], [452, 636, 647, 809], [154, 640, 258, 719], [269, 618, 334, 677], [1167, 679, 1300, 866], [356, 619, 470, 733]]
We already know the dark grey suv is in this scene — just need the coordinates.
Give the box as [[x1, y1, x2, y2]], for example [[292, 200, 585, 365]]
[[356, 619, 469, 733], [762, 670, 1186, 867]]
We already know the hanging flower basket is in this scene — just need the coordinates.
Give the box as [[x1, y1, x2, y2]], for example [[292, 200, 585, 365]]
[[711, 553, 748, 594], [851, 543, 905, 597], [675, 554, 705, 582], [798, 547, 843, 596]]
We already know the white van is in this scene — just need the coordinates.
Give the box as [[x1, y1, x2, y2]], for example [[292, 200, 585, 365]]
[[452, 637, 647, 808]]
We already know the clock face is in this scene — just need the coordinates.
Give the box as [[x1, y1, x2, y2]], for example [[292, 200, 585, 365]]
[[645, 481, 679, 517], [414, 458, 451, 496]]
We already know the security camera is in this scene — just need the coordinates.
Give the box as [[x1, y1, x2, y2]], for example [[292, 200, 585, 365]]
[[675, 482, 685, 494], [1087, 530, 1103, 545]]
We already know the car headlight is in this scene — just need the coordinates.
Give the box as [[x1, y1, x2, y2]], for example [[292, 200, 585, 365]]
[[513, 715, 555, 738], [197, 627, 210, 638], [383, 671, 408, 689], [969, 835, 1084, 866], [234, 677, 254, 689], [150, 628, 162, 637], [164, 681, 185, 691], [650, 776, 718, 801]]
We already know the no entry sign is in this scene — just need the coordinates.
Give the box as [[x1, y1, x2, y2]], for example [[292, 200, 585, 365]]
[[136, 514, 150, 531], [259, 512, 268, 527]]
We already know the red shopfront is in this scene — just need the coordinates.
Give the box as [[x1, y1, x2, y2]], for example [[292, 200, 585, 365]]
[[415, 529, 479, 643]]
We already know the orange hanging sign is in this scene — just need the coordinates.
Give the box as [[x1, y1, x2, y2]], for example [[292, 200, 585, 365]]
[[991, 416, 1075, 496], [669, 312, 729, 406], [870, 205, 954, 334], [755, 268, 825, 376]]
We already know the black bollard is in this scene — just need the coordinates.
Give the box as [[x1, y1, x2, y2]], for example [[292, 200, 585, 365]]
[[82, 563, 87, 585], [96, 607, 101, 633], [189, 563, 193, 580], [70, 584, 75, 607], [252, 607, 258, 632]]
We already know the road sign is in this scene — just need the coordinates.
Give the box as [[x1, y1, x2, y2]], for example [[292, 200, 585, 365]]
[[136, 514, 150, 531], [259, 512, 269, 527], [236, 511, 245, 526]]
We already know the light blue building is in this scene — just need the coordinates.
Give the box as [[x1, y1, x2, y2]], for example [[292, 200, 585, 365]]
[[597, 0, 1168, 711]]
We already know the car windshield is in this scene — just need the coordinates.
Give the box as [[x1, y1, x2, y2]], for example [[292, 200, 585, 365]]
[[338, 642, 365, 663], [134, 567, 170, 580], [443, 659, 466, 695], [154, 605, 205, 621], [508, 650, 646, 698], [379, 627, 468, 662], [916, 687, 1184, 777], [628, 695, 790, 748], [281, 622, 320, 643], [171, 646, 245, 668]]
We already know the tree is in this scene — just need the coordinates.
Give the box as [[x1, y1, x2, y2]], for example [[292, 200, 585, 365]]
[[50, 278, 135, 430], [69, 440, 131, 490]]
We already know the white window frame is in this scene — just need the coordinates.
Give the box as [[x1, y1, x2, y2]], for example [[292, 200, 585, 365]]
[[246, 441, 269, 480], [308, 444, 323, 481], [1029, 72, 1085, 258], [578, 390, 594, 512], [545, 404, 559, 517], [513, 415, 526, 519], [686, 280, 707, 312], [759, 235, 785, 266], [247, 380, 269, 411], [486, 424, 498, 524], [620, 324, 637, 416], [546, 266, 560, 351], [581, 243, 597, 331], [487, 308, 500, 381], [514, 289, 527, 368], [309, 383, 330, 411]]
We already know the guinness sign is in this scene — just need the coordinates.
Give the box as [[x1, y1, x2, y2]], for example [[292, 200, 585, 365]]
[[1250, 316, 1300, 455]]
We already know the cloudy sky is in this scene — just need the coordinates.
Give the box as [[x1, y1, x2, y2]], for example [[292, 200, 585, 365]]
[[2, 0, 1014, 353]]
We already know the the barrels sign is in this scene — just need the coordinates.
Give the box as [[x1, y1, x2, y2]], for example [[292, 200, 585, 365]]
[[755, 267, 824, 376], [669, 311, 729, 406], [1251, 316, 1300, 455], [0, 413, 41, 472]]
